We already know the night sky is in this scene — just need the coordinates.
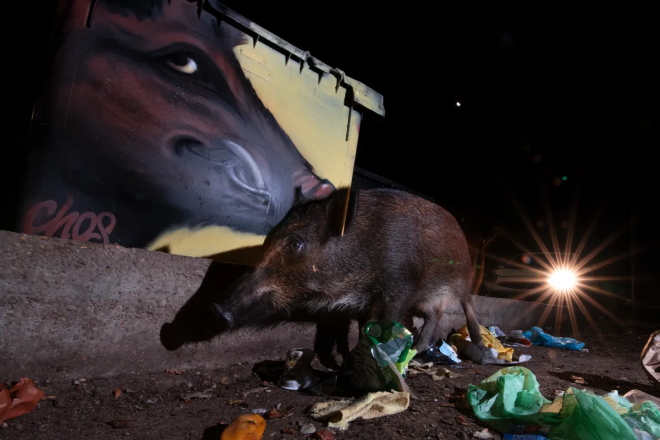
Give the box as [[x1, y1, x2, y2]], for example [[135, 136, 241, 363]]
[[7, 4, 659, 319], [217, 3, 659, 317]]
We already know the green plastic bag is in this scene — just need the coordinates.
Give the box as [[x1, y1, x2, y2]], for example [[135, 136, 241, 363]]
[[467, 367, 551, 434], [342, 320, 416, 393], [550, 388, 637, 440], [622, 400, 660, 438], [468, 367, 642, 440]]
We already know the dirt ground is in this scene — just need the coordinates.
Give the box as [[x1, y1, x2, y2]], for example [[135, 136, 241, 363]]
[[3, 328, 659, 440]]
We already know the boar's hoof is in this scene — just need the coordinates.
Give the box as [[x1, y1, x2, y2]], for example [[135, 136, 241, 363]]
[[210, 304, 234, 330], [317, 352, 343, 371]]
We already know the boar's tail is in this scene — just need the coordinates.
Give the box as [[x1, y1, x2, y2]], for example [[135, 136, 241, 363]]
[[471, 228, 498, 295]]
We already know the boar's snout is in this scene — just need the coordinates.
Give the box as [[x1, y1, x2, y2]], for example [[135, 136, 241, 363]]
[[210, 304, 234, 330]]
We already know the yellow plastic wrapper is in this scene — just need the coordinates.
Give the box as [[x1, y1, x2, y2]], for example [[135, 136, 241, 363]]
[[458, 324, 514, 362]]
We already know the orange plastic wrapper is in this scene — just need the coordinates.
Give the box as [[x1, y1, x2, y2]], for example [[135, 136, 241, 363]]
[[0, 378, 46, 423], [221, 414, 267, 440]]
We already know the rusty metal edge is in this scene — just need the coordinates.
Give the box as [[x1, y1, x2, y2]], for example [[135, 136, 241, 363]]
[[204, 0, 385, 117]]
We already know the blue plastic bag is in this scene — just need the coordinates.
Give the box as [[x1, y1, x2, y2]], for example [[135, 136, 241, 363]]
[[522, 327, 585, 351], [503, 425, 548, 440]]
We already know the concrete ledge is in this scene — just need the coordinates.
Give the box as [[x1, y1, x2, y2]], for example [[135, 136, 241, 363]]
[[1, 231, 566, 379]]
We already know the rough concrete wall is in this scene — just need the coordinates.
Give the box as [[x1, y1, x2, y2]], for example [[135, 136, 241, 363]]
[[0, 231, 565, 380]]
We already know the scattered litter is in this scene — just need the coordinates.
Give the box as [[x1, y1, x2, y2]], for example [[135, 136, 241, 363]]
[[1, 422, 7, 429], [144, 398, 158, 404], [221, 414, 266, 440], [113, 389, 121, 399], [312, 430, 335, 440], [165, 369, 185, 375], [582, 349, 589, 353], [449, 326, 532, 365], [181, 391, 213, 400], [467, 366, 660, 440], [418, 340, 461, 365], [265, 405, 293, 419], [229, 400, 249, 408], [281, 426, 296, 435], [571, 375, 586, 385], [488, 326, 507, 338], [502, 425, 548, 440], [0, 378, 46, 423], [503, 330, 533, 347], [277, 348, 318, 391], [243, 386, 270, 397], [72, 380, 80, 386], [407, 361, 454, 380], [251, 408, 267, 415], [342, 320, 416, 393], [300, 423, 316, 434], [108, 419, 134, 429], [522, 327, 585, 351], [641, 330, 660, 391], [621, 400, 660, 438], [472, 428, 494, 439], [309, 390, 410, 430], [623, 389, 660, 408]]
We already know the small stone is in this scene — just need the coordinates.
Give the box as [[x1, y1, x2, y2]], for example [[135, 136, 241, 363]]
[[78, 378, 86, 382], [145, 398, 157, 404], [186, 382, 193, 389], [301, 424, 316, 435], [2, 423, 9, 429], [72, 380, 80, 385], [252, 408, 268, 414], [15, 424, 24, 430]]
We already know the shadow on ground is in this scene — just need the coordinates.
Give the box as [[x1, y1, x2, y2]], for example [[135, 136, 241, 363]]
[[549, 370, 659, 395], [159, 247, 263, 351]]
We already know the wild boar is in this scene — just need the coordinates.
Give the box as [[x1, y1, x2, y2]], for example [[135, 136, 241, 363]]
[[211, 188, 484, 368]]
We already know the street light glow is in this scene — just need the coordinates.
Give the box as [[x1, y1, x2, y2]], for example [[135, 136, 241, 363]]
[[548, 269, 577, 293]]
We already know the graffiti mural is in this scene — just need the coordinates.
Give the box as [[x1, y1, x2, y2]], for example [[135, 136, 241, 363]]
[[19, 0, 384, 261]]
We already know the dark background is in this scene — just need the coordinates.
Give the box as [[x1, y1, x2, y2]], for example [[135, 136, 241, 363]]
[[5, 3, 659, 323]]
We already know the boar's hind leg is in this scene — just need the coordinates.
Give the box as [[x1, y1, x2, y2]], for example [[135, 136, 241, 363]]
[[461, 295, 483, 346], [413, 308, 441, 351]]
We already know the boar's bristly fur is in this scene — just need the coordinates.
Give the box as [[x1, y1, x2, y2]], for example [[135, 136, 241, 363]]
[[212, 188, 483, 369]]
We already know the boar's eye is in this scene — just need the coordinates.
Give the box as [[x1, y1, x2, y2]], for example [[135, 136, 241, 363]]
[[289, 236, 305, 253]]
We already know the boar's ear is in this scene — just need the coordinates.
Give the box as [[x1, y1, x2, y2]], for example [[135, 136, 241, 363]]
[[293, 186, 305, 206], [326, 187, 357, 237]]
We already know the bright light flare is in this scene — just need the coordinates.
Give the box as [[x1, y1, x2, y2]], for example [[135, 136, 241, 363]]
[[548, 268, 577, 293]]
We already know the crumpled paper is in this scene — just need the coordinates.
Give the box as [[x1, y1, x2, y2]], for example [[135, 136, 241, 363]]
[[308, 390, 410, 430], [0, 378, 45, 423]]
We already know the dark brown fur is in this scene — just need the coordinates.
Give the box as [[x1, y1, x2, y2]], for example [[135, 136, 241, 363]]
[[212, 188, 483, 369]]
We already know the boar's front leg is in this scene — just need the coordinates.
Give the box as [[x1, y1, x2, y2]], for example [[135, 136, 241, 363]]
[[314, 315, 351, 370]]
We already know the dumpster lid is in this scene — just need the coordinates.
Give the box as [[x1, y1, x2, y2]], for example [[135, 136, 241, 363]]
[[206, 1, 385, 117]]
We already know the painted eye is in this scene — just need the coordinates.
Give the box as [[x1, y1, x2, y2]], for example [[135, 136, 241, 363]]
[[166, 53, 198, 74]]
